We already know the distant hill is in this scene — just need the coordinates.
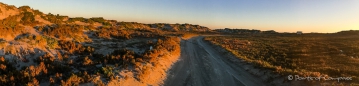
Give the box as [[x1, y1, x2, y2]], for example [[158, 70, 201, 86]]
[[214, 28, 359, 35], [336, 30, 359, 35], [213, 28, 271, 34]]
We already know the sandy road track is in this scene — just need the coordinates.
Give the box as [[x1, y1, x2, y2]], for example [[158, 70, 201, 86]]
[[164, 36, 268, 86]]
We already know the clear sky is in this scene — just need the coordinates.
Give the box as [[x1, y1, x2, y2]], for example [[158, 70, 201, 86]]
[[2, 0, 359, 33]]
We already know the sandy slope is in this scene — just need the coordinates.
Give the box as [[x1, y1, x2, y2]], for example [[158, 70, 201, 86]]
[[97, 38, 181, 86], [35, 15, 52, 25], [74, 21, 89, 26], [113, 52, 180, 86], [164, 36, 270, 86], [0, 4, 19, 20]]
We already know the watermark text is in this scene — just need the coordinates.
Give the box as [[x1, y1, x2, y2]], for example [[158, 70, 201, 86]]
[[287, 75, 352, 82]]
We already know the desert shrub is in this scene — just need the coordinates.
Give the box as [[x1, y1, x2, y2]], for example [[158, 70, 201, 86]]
[[67, 17, 86, 22], [82, 56, 93, 66], [43, 36, 58, 49], [0, 64, 6, 70], [14, 34, 58, 49], [30, 35, 57, 49], [32, 9, 43, 15], [104, 49, 139, 66], [37, 53, 56, 63], [26, 78, 39, 86], [96, 28, 111, 39], [61, 74, 83, 86], [58, 40, 91, 54], [57, 51, 63, 61], [20, 11, 37, 26], [2, 62, 48, 85], [0, 57, 15, 75], [92, 77, 105, 86], [102, 22, 111, 26], [41, 13, 67, 24], [89, 17, 105, 23], [41, 24, 89, 42], [116, 22, 152, 29], [3, 4, 16, 10], [79, 71, 92, 83], [96, 27, 132, 39], [0, 15, 19, 28], [144, 37, 180, 61], [0, 15, 24, 37], [101, 66, 114, 78], [18, 6, 31, 12], [0, 57, 4, 62]]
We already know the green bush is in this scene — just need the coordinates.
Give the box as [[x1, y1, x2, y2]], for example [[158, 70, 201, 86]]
[[20, 11, 35, 25], [43, 36, 58, 49], [18, 6, 31, 12], [101, 66, 114, 78], [68, 17, 86, 22], [102, 22, 111, 26], [89, 17, 105, 23], [32, 10, 43, 15], [42, 13, 67, 24]]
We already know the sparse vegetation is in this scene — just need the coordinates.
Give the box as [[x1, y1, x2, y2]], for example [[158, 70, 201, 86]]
[[0, 15, 24, 38], [20, 11, 36, 26], [205, 33, 359, 83], [95, 26, 132, 39], [18, 6, 31, 12], [15, 34, 58, 49], [67, 17, 86, 22], [41, 13, 68, 24], [39, 24, 90, 42]]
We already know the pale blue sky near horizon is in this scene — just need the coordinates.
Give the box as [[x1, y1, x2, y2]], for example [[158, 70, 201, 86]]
[[2, 0, 359, 33]]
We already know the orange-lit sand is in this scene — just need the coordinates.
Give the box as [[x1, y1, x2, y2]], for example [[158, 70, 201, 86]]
[[74, 21, 89, 26], [114, 46, 180, 86], [35, 15, 52, 25]]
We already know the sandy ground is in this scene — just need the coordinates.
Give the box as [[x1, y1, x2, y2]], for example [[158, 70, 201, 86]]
[[164, 36, 271, 86], [98, 48, 180, 86], [24, 26, 40, 35], [75, 21, 89, 26], [0, 4, 19, 20], [35, 15, 52, 25], [92, 22, 102, 28]]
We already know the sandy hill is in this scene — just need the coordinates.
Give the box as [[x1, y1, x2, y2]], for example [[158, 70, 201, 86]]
[[0, 2, 20, 20], [0, 2, 203, 86]]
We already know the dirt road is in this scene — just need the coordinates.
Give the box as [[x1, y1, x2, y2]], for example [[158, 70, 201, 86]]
[[164, 36, 267, 86]]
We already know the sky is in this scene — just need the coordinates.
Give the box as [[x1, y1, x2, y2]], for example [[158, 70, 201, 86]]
[[2, 0, 359, 33]]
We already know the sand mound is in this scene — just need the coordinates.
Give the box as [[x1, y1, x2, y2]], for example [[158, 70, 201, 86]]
[[74, 21, 89, 26], [35, 15, 52, 25], [0, 3, 19, 20]]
